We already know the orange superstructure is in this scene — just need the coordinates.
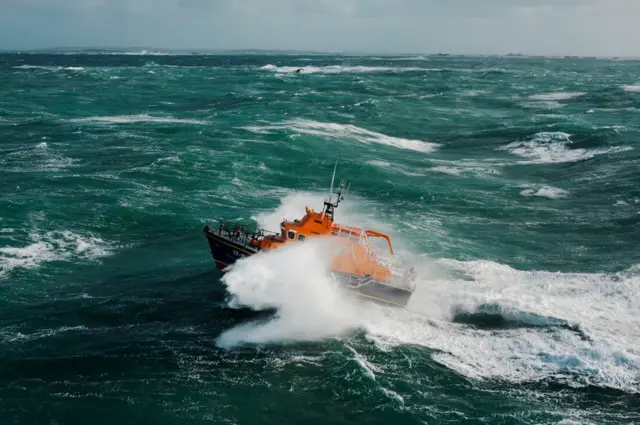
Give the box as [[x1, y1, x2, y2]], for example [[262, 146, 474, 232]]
[[248, 179, 397, 283]]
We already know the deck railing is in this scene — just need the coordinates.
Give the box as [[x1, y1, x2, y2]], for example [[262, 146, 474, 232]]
[[212, 220, 278, 249]]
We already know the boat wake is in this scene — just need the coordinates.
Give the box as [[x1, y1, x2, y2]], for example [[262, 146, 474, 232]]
[[215, 192, 640, 394], [367, 259, 640, 394]]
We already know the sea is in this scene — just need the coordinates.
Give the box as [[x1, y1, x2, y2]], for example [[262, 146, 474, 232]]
[[0, 50, 639, 425]]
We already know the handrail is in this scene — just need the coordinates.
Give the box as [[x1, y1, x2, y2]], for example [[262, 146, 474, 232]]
[[364, 230, 394, 255], [210, 219, 279, 249]]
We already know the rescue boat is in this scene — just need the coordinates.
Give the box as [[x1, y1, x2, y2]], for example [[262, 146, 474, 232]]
[[203, 165, 416, 308]]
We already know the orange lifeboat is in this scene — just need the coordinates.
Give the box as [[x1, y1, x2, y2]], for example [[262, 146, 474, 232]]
[[203, 162, 416, 307]]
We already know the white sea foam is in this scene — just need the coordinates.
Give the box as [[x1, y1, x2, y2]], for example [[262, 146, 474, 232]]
[[520, 185, 569, 199], [215, 238, 365, 348], [430, 166, 462, 176], [427, 159, 501, 177], [216, 192, 640, 394], [14, 65, 85, 71], [0, 141, 75, 172], [243, 119, 438, 153], [366, 159, 424, 177], [69, 114, 206, 125], [2, 325, 88, 344], [367, 160, 391, 167], [529, 92, 585, 101], [0, 230, 113, 280], [460, 89, 490, 97], [621, 84, 640, 92], [362, 260, 640, 394], [259, 64, 422, 74], [500, 131, 632, 164]]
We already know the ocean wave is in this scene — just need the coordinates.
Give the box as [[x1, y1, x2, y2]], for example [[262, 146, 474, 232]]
[[68, 114, 207, 125], [13, 65, 85, 71], [500, 132, 632, 164], [214, 192, 640, 394], [529, 92, 585, 101], [621, 84, 640, 92], [364, 259, 640, 394], [520, 185, 569, 199], [367, 160, 391, 168], [0, 140, 76, 172], [0, 230, 113, 280], [2, 325, 88, 344], [427, 160, 501, 177], [242, 119, 438, 153], [215, 238, 364, 348], [430, 166, 462, 176], [259, 64, 423, 74]]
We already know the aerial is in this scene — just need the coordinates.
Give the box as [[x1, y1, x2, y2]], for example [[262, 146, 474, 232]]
[[1, 1, 639, 424]]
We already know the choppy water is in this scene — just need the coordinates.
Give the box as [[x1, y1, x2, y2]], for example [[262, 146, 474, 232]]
[[1, 51, 639, 425]]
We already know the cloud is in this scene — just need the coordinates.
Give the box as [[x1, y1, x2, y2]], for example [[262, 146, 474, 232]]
[[1, 0, 639, 56]]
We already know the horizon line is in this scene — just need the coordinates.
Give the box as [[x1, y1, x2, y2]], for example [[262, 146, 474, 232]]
[[0, 46, 638, 59]]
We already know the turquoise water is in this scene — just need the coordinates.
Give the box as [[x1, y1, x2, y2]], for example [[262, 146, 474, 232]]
[[1, 52, 639, 424]]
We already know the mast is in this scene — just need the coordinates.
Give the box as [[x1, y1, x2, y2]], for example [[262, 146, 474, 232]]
[[323, 159, 348, 222], [328, 158, 338, 203]]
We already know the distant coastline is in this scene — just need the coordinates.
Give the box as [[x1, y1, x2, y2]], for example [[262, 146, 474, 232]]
[[0, 47, 638, 60]]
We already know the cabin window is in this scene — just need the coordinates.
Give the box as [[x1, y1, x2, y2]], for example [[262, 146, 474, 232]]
[[298, 234, 306, 241], [287, 230, 296, 240]]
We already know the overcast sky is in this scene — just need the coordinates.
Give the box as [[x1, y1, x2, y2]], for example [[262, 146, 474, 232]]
[[1, 0, 639, 56]]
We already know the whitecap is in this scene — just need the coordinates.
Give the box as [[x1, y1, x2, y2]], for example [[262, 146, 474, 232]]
[[363, 259, 640, 394], [0, 230, 114, 280], [430, 166, 461, 176], [367, 160, 391, 167], [13, 65, 84, 72], [243, 119, 438, 153], [215, 238, 365, 348], [621, 84, 640, 93], [213, 191, 640, 394], [68, 114, 206, 125], [529, 92, 585, 101], [259, 64, 423, 74], [520, 185, 569, 199], [500, 132, 631, 164]]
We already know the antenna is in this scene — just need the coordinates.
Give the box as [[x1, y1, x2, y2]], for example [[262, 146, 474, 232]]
[[328, 158, 338, 202]]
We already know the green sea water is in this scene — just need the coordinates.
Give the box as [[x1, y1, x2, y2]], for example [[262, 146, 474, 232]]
[[1, 52, 639, 424]]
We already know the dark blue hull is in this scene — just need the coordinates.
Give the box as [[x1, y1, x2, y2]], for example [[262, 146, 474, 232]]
[[203, 225, 257, 272]]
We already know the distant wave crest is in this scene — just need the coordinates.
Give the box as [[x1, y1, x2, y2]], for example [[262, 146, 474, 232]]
[[259, 64, 423, 74], [68, 114, 207, 125], [0, 230, 113, 280], [529, 92, 585, 101], [243, 118, 438, 153], [621, 84, 640, 92], [500, 131, 631, 164]]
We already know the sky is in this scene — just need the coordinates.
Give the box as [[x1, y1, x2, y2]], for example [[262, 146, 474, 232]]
[[1, 0, 639, 56]]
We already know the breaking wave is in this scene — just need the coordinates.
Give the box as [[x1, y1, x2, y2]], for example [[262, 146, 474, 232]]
[[0, 230, 113, 280], [215, 192, 640, 394], [621, 84, 640, 93], [365, 259, 640, 394], [520, 185, 569, 199], [259, 64, 422, 74], [243, 119, 438, 153], [68, 114, 207, 125], [500, 132, 631, 164], [529, 92, 585, 101], [13, 65, 85, 71], [215, 238, 366, 348]]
